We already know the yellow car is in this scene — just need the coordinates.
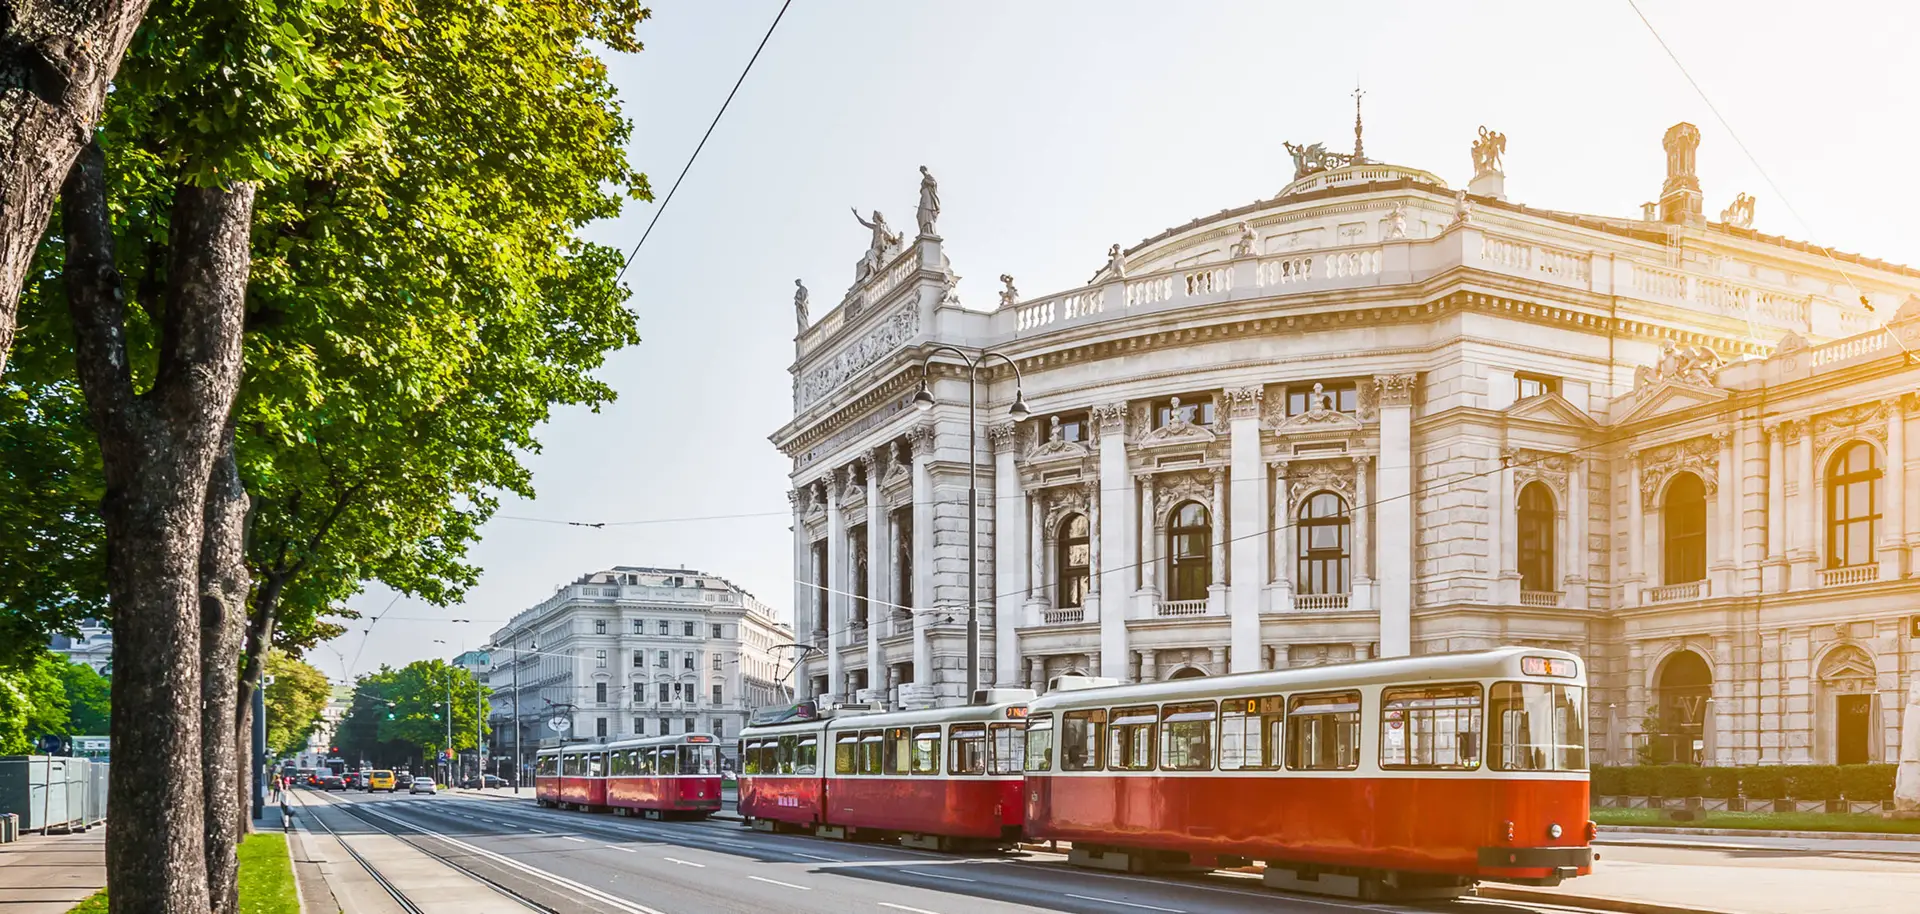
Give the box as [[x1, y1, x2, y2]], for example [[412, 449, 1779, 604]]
[[367, 770, 396, 792]]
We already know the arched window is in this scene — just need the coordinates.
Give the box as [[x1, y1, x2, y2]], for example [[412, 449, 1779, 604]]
[[1661, 473, 1706, 585], [1296, 493, 1350, 595], [1166, 502, 1212, 601], [1517, 482, 1556, 593], [1056, 514, 1090, 608], [1827, 441, 1880, 569]]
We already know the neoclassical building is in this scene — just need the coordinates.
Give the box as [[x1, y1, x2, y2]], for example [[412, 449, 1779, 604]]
[[771, 120, 1920, 767]]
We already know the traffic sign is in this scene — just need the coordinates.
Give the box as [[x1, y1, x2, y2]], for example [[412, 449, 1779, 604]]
[[548, 716, 570, 733]]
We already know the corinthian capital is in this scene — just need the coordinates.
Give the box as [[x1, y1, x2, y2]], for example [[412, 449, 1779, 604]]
[[1225, 386, 1263, 420], [988, 422, 1020, 454], [1091, 402, 1129, 435], [1373, 372, 1419, 407]]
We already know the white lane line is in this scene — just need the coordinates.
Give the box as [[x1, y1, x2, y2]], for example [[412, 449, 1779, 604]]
[[606, 845, 637, 853], [902, 870, 975, 883], [879, 905, 943, 914], [791, 852, 840, 861], [662, 857, 706, 867], [528, 828, 547, 834], [1063, 894, 1184, 913], [708, 838, 754, 848], [563, 836, 588, 843], [749, 876, 810, 891]]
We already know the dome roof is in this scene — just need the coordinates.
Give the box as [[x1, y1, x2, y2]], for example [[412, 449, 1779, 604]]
[[1279, 161, 1448, 198]]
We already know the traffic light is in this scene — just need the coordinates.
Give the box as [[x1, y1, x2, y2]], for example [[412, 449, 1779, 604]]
[[386, 712, 396, 720], [432, 712, 441, 721]]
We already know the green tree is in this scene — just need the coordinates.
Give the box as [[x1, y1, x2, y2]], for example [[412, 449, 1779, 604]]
[[51, 658, 111, 735], [262, 651, 331, 758], [0, 653, 73, 753]]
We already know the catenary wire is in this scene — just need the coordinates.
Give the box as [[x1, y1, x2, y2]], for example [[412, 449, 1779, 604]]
[[611, 0, 793, 287]]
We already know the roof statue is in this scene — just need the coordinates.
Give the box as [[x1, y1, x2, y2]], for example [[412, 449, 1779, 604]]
[[1102, 243, 1127, 282], [998, 274, 1020, 309], [1471, 126, 1506, 178], [793, 279, 810, 334], [1451, 189, 1474, 225], [916, 165, 941, 237], [1231, 221, 1259, 258], [1720, 192, 1755, 229], [1283, 140, 1359, 181], [1384, 202, 1408, 240], [851, 208, 903, 282], [1633, 341, 1724, 393]]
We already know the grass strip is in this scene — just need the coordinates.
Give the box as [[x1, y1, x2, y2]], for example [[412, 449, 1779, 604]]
[[1593, 807, 1920, 834]]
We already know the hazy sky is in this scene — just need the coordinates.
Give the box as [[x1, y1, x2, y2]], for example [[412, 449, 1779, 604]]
[[316, 0, 1920, 681]]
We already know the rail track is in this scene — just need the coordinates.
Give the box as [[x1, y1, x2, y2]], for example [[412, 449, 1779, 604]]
[[297, 790, 553, 912]]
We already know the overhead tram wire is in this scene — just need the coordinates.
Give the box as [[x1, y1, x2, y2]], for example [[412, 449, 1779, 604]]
[[1624, 0, 1917, 360], [611, 0, 794, 288]]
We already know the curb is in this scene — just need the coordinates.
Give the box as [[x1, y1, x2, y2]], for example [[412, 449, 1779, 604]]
[[1477, 886, 1742, 914], [1598, 824, 1920, 843]]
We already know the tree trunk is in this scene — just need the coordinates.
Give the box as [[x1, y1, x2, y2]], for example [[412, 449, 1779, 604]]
[[63, 141, 255, 914], [0, 0, 152, 374], [235, 573, 285, 831], [199, 430, 249, 914]]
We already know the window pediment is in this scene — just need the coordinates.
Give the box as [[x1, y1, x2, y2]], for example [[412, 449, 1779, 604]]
[[1506, 392, 1597, 429], [1616, 381, 1730, 426]]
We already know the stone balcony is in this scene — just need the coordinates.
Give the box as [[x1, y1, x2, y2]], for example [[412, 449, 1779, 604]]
[[1642, 580, 1709, 605], [1520, 590, 1565, 608], [1819, 564, 1879, 587]]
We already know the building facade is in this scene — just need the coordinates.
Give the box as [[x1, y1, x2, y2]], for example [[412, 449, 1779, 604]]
[[47, 618, 113, 674], [487, 566, 791, 772], [772, 120, 1920, 767]]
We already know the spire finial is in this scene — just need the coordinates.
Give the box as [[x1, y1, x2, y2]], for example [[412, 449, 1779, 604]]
[[1352, 82, 1366, 163]]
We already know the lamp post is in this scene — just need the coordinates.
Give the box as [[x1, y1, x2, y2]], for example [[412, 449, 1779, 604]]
[[911, 346, 1030, 699]]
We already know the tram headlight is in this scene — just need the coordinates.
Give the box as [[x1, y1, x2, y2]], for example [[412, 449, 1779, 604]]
[[1548, 823, 1564, 839]]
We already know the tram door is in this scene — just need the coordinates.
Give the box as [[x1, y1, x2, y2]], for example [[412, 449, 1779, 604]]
[[1835, 695, 1871, 765]]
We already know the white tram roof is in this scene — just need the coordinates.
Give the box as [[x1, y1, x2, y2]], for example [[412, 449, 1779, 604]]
[[1028, 647, 1585, 715], [741, 691, 1037, 738], [604, 732, 721, 752]]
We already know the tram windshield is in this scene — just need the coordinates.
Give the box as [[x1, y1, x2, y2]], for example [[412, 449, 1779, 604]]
[[1490, 682, 1586, 771], [680, 744, 719, 774]]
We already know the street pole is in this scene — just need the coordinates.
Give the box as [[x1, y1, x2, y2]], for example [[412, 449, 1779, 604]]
[[252, 683, 267, 819], [912, 347, 1028, 701], [512, 630, 522, 794], [444, 674, 452, 785], [475, 677, 484, 785]]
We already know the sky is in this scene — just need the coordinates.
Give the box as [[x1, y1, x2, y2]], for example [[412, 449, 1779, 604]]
[[315, 0, 1920, 681]]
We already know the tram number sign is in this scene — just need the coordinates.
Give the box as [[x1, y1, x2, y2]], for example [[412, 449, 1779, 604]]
[[548, 716, 571, 733]]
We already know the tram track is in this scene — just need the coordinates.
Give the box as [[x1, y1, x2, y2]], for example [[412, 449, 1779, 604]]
[[298, 790, 555, 912]]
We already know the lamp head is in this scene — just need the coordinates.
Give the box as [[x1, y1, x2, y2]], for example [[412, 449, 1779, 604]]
[[1009, 393, 1031, 423], [912, 380, 935, 411]]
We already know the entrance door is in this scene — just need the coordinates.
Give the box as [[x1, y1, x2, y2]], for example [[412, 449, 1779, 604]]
[[1836, 694, 1871, 765]]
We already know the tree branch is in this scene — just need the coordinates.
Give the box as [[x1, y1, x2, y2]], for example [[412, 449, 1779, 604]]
[[60, 140, 139, 444]]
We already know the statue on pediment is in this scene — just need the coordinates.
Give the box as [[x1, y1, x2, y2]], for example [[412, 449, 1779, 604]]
[[851, 208, 903, 281], [1471, 126, 1506, 177], [1720, 192, 1755, 229], [1636, 340, 1724, 393], [998, 274, 1020, 309], [793, 279, 810, 334], [1451, 189, 1474, 225], [916, 166, 941, 237], [1284, 140, 1354, 180]]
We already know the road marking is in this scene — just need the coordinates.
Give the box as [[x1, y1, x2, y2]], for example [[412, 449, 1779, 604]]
[[709, 839, 754, 848], [902, 870, 975, 883], [1062, 894, 1184, 913], [750, 876, 810, 890], [528, 829, 547, 834], [879, 905, 943, 914], [662, 857, 705, 867], [606, 845, 637, 853], [564, 836, 588, 843], [792, 852, 839, 861]]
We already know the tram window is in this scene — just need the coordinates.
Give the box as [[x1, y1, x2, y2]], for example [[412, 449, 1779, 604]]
[[988, 722, 1026, 775], [1061, 710, 1105, 771], [1108, 705, 1157, 771], [778, 734, 796, 774], [795, 735, 818, 774], [1490, 682, 1587, 772], [1218, 696, 1285, 770], [609, 751, 628, 776], [859, 730, 884, 775], [683, 744, 719, 775], [1024, 718, 1054, 772], [883, 728, 912, 775], [588, 753, 605, 777], [742, 741, 761, 775], [1381, 684, 1483, 770], [950, 725, 987, 775], [911, 727, 941, 775], [657, 746, 678, 776], [1286, 691, 1362, 771], [1160, 702, 1217, 771], [834, 733, 859, 775]]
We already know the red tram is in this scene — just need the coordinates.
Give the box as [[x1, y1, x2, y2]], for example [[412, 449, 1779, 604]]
[[1023, 647, 1593, 899], [738, 690, 1033, 850], [534, 733, 724, 819]]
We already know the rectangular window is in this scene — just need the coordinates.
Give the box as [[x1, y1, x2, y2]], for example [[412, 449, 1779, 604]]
[[911, 726, 941, 775], [1287, 382, 1359, 416], [609, 750, 628, 777], [658, 620, 671, 636], [988, 722, 1026, 775], [713, 719, 725, 738], [1061, 709, 1104, 770], [684, 621, 696, 637], [712, 684, 723, 705], [684, 653, 695, 670], [883, 728, 911, 775], [1153, 395, 1216, 429], [1218, 695, 1285, 770], [633, 620, 644, 634], [594, 619, 607, 635], [1160, 702, 1217, 771], [685, 717, 695, 735], [858, 730, 884, 775], [595, 649, 607, 668], [633, 682, 644, 703], [1048, 411, 1090, 443], [712, 655, 723, 671], [594, 682, 607, 703], [1286, 691, 1362, 771], [632, 652, 644, 668], [949, 725, 987, 775], [1491, 682, 1587, 771], [633, 717, 643, 735], [1381, 684, 1483, 769], [742, 740, 762, 775], [658, 746, 678, 775], [595, 717, 608, 738], [1024, 716, 1054, 772], [658, 683, 670, 704], [657, 650, 669, 668], [711, 624, 723, 639], [795, 734, 817, 774], [834, 733, 859, 774], [1108, 705, 1157, 771], [1516, 373, 1559, 400]]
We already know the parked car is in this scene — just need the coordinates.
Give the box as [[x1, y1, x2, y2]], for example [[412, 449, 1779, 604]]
[[408, 777, 437, 795], [460, 775, 508, 789], [318, 773, 347, 791], [367, 770, 396, 792]]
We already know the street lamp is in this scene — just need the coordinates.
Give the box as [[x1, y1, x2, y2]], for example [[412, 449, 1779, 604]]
[[912, 345, 1029, 700]]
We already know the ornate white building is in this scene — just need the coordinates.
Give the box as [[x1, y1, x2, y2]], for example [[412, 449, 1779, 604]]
[[772, 121, 1920, 767], [487, 566, 791, 770]]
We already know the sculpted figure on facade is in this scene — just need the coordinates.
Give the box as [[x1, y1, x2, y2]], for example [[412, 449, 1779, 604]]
[[1451, 189, 1474, 225], [793, 279, 810, 334], [1638, 436, 1720, 508], [1383, 202, 1408, 240], [916, 165, 941, 237], [1232, 221, 1259, 258], [1104, 243, 1127, 281], [851, 208, 903, 281], [998, 274, 1020, 309], [1471, 126, 1506, 177], [1720, 192, 1755, 229], [1634, 341, 1724, 394]]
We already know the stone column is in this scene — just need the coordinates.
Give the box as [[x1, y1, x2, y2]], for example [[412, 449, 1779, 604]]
[[1140, 474, 1158, 596], [1227, 388, 1266, 672], [1138, 651, 1156, 683], [1094, 403, 1133, 680], [1488, 446, 1514, 604], [1883, 398, 1908, 581], [1351, 456, 1373, 611], [1567, 457, 1589, 609], [1905, 394, 1920, 576], [1765, 423, 1788, 592], [1375, 374, 1417, 657], [1027, 655, 1045, 691], [1271, 459, 1294, 611], [1789, 420, 1816, 588], [789, 489, 808, 689], [1713, 430, 1739, 596], [990, 423, 1025, 687], [825, 468, 847, 699], [1210, 646, 1228, 673], [864, 454, 884, 696], [1028, 488, 1046, 610], [1627, 453, 1645, 604], [910, 425, 936, 685], [1208, 466, 1229, 615]]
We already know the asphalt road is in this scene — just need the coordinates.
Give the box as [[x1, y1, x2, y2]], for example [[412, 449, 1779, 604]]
[[295, 789, 1632, 914]]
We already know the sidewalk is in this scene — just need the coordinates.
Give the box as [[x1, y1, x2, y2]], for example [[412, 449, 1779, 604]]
[[0, 827, 106, 913], [1598, 828, 1920, 855]]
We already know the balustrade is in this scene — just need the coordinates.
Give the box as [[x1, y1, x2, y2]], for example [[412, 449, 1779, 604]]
[[1480, 236, 1531, 273], [1811, 331, 1888, 367], [1017, 299, 1055, 332], [1042, 608, 1086, 625], [1519, 590, 1565, 608], [1819, 564, 1879, 587], [1641, 580, 1707, 605], [1294, 592, 1351, 611], [1323, 248, 1382, 278], [1155, 599, 1208, 617], [1126, 275, 1175, 307], [1257, 255, 1315, 287]]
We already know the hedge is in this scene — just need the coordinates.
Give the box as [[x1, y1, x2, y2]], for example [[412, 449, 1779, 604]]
[[1588, 764, 1894, 801]]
